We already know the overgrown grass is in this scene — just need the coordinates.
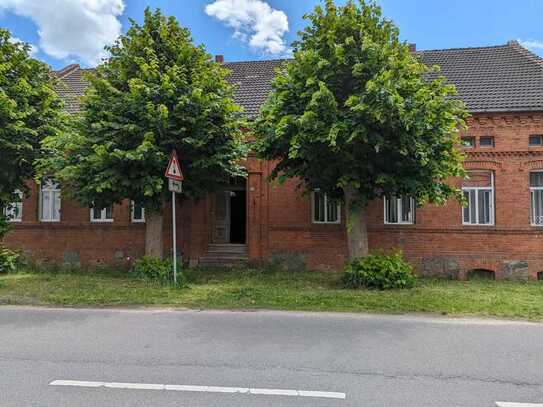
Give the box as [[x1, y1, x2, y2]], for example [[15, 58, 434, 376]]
[[1, 267, 543, 320]]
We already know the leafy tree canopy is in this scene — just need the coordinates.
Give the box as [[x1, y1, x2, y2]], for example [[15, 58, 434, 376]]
[[40, 8, 247, 213], [255, 0, 467, 209], [0, 29, 64, 236]]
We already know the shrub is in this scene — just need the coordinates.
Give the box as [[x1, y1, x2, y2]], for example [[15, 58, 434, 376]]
[[343, 252, 416, 290], [132, 256, 186, 287], [0, 247, 21, 274], [0, 216, 9, 240]]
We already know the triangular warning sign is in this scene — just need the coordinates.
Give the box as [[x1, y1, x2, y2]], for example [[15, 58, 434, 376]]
[[165, 150, 184, 181]]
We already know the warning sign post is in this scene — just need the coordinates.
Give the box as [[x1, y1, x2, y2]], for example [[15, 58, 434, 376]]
[[165, 150, 184, 285], [164, 150, 184, 181]]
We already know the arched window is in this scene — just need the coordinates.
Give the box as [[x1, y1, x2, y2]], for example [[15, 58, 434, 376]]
[[3, 190, 22, 222], [462, 171, 494, 225], [530, 171, 543, 226], [39, 179, 61, 222]]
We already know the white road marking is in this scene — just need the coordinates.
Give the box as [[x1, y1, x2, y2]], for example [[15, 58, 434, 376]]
[[496, 403, 543, 407], [50, 380, 346, 399]]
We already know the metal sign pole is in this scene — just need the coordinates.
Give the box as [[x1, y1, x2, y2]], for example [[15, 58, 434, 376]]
[[165, 150, 183, 287], [172, 190, 177, 286]]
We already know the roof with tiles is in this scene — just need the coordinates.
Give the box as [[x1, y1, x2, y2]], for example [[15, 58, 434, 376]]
[[53, 41, 543, 116], [418, 41, 543, 113], [223, 59, 286, 117], [53, 64, 93, 114]]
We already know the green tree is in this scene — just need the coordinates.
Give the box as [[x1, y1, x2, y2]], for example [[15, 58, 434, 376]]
[[40, 9, 247, 257], [255, 0, 467, 260], [0, 29, 64, 238]]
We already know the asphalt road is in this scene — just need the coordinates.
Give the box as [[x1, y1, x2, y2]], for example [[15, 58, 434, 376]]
[[1, 307, 543, 407]]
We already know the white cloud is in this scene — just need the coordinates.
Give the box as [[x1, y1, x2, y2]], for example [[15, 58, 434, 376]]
[[519, 39, 543, 51], [0, 0, 125, 66], [205, 0, 290, 56], [9, 36, 39, 56]]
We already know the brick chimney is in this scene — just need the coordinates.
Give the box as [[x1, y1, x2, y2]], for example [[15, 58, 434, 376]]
[[215, 54, 224, 63], [409, 43, 417, 53]]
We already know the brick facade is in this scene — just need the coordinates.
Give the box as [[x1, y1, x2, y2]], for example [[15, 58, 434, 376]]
[[4, 112, 543, 279], [367, 112, 543, 280], [2, 182, 145, 268], [4, 42, 543, 279]]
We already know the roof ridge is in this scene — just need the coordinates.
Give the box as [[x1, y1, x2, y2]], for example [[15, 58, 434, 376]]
[[224, 58, 291, 65], [507, 40, 543, 69], [417, 43, 510, 54], [219, 42, 523, 63], [55, 64, 81, 79]]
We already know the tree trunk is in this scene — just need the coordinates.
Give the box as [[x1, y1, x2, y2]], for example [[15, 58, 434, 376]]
[[344, 186, 369, 260], [145, 211, 164, 258]]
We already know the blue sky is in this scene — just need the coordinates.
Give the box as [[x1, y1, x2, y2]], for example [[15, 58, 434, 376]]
[[1, 0, 542, 70]]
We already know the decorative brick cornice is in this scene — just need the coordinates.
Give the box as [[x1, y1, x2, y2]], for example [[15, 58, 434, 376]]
[[464, 159, 503, 171], [520, 160, 543, 171], [466, 150, 543, 158], [466, 113, 543, 128]]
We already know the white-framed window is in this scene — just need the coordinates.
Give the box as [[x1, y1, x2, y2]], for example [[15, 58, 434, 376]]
[[462, 170, 494, 225], [131, 201, 145, 223], [312, 190, 340, 224], [90, 205, 113, 223], [39, 179, 61, 222], [530, 171, 543, 226], [3, 190, 23, 222], [384, 196, 415, 224]]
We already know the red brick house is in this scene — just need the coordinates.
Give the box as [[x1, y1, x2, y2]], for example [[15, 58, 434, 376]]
[[4, 41, 543, 279]]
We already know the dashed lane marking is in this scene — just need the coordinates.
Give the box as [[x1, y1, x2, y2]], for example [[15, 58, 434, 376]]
[[50, 380, 346, 400]]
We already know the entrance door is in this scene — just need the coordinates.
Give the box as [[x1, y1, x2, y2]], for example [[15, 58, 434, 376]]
[[214, 191, 230, 243], [230, 190, 246, 244]]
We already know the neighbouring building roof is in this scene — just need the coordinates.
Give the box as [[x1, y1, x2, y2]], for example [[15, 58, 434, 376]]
[[53, 41, 543, 116], [223, 59, 286, 117], [53, 64, 92, 114]]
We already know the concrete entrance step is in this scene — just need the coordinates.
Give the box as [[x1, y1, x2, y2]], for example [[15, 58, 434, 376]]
[[207, 244, 247, 254], [199, 244, 248, 267]]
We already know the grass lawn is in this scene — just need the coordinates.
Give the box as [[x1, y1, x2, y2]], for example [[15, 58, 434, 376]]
[[1, 267, 543, 320]]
